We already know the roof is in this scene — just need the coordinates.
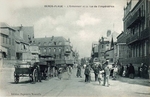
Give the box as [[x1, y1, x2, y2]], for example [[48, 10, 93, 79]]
[[12, 26, 34, 43], [0, 22, 15, 30], [0, 22, 9, 27], [32, 36, 69, 46]]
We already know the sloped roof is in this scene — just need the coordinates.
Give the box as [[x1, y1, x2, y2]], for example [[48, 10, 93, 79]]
[[0, 22, 9, 28], [0, 22, 15, 30], [13, 26, 34, 33], [32, 36, 69, 46]]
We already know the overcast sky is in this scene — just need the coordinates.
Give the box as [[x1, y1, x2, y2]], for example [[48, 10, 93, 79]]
[[0, 0, 127, 58]]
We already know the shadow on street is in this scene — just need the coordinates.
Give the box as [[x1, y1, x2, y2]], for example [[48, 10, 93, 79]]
[[116, 77, 150, 87]]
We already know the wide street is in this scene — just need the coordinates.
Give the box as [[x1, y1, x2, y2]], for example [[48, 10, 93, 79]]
[[0, 67, 150, 97]]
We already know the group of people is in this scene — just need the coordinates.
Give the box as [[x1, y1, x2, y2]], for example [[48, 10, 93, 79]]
[[117, 63, 135, 79], [83, 60, 111, 87]]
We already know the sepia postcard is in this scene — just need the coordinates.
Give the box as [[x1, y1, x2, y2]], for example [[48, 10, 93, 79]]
[[0, 0, 150, 97]]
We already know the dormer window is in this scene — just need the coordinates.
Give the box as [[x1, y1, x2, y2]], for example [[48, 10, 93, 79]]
[[54, 42, 56, 45], [44, 42, 46, 46], [59, 41, 62, 45]]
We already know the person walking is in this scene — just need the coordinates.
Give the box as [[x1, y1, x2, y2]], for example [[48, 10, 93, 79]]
[[94, 64, 99, 81], [112, 65, 118, 80], [67, 65, 72, 79], [84, 65, 90, 82], [58, 67, 62, 80], [76, 64, 82, 78], [103, 65, 110, 87]]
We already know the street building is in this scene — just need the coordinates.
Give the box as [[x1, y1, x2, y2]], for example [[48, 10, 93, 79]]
[[122, 0, 150, 74], [98, 37, 110, 63], [0, 22, 16, 60], [32, 36, 76, 67], [116, 31, 130, 64]]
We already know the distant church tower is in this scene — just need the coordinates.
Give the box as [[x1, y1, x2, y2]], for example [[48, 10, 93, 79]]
[[107, 30, 111, 37]]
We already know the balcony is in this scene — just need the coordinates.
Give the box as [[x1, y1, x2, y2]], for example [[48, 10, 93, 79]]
[[139, 28, 150, 40], [126, 32, 139, 44], [127, 10, 145, 28], [126, 27, 150, 45]]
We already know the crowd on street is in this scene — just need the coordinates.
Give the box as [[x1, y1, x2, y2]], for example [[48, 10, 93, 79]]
[[75, 60, 150, 87], [35, 60, 150, 87]]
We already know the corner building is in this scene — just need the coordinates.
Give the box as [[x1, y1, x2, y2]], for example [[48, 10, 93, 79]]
[[32, 36, 75, 67]]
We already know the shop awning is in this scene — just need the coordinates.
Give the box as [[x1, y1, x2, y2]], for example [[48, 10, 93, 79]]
[[0, 46, 8, 55]]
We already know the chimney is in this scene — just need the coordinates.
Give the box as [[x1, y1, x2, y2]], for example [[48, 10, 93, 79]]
[[51, 36, 54, 40]]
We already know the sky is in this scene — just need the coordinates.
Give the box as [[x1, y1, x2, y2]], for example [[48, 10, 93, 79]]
[[0, 0, 127, 58]]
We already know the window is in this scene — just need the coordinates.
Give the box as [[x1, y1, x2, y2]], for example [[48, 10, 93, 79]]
[[9, 30, 11, 35], [38, 42, 41, 46], [144, 41, 147, 56], [59, 54, 61, 59], [66, 48, 69, 51], [59, 42, 62, 45], [43, 48, 46, 53], [49, 48, 51, 52], [54, 48, 56, 52], [2, 35, 5, 43], [12, 39, 14, 45], [9, 38, 11, 45], [54, 42, 56, 45], [6, 37, 7, 44], [59, 48, 61, 52], [44, 42, 46, 46]]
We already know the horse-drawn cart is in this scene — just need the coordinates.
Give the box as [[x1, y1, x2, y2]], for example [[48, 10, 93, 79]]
[[14, 62, 38, 84]]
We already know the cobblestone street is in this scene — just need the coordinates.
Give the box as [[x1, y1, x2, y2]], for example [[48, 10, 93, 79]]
[[0, 67, 150, 97]]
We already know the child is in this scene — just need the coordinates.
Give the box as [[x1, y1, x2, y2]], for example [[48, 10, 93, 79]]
[[98, 70, 104, 85]]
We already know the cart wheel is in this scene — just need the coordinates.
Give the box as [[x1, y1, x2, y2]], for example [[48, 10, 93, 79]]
[[32, 69, 38, 84], [14, 76, 19, 84]]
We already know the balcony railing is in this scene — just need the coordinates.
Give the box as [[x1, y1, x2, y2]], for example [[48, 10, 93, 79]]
[[140, 28, 150, 40], [126, 27, 150, 44], [126, 32, 139, 44], [127, 10, 145, 28]]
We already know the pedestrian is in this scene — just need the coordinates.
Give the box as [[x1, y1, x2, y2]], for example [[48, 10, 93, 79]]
[[94, 64, 99, 81], [148, 65, 150, 82], [37, 65, 42, 82], [140, 63, 143, 78], [103, 61, 110, 87], [58, 67, 62, 80], [103, 65, 110, 87], [128, 63, 135, 79], [125, 64, 129, 77], [76, 64, 82, 78], [67, 65, 72, 79], [98, 69, 103, 85], [120, 65, 124, 76], [112, 65, 118, 80], [122, 66, 126, 77], [84, 65, 90, 82]]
